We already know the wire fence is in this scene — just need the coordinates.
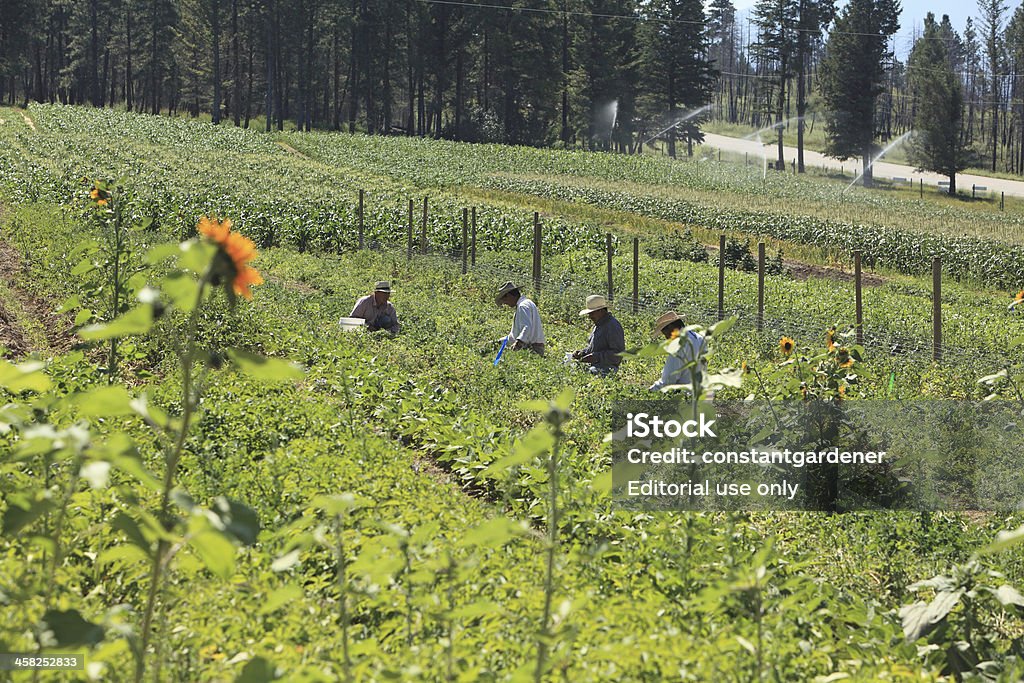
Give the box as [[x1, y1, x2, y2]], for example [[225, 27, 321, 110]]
[[381, 238, 1008, 374]]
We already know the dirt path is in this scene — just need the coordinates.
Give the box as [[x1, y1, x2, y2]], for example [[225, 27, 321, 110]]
[[0, 237, 74, 359], [704, 243, 886, 287], [276, 141, 308, 159], [701, 132, 1024, 199], [18, 110, 36, 132]]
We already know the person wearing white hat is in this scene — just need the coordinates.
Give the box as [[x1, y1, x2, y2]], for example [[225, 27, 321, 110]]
[[348, 281, 400, 334], [649, 311, 707, 392], [571, 294, 625, 374], [496, 281, 546, 355]]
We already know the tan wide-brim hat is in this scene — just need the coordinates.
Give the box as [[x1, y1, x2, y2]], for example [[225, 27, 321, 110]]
[[579, 294, 610, 316], [651, 311, 685, 338], [374, 281, 391, 293], [495, 281, 518, 303]]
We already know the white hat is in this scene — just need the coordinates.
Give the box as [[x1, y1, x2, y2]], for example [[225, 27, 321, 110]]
[[579, 294, 609, 316]]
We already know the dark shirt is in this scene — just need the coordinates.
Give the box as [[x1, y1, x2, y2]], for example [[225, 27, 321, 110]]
[[583, 314, 625, 368]]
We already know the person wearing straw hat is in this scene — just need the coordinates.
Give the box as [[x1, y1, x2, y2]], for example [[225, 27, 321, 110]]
[[496, 281, 546, 355], [649, 311, 707, 392], [349, 281, 400, 334], [571, 294, 625, 375]]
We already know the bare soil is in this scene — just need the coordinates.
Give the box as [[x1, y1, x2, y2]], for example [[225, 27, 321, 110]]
[[705, 244, 887, 287], [0, 239, 76, 359]]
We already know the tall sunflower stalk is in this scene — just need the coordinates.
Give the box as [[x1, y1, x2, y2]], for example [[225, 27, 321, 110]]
[[134, 217, 263, 683]]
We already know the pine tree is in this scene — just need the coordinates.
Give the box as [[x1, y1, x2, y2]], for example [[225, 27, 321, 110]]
[[907, 12, 970, 194], [819, 0, 900, 187], [793, 0, 834, 172], [639, 0, 714, 157], [570, 0, 638, 152], [978, 0, 1007, 172], [752, 0, 797, 170]]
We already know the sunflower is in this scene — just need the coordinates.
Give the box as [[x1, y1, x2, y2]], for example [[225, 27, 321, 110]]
[[89, 186, 110, 207], [197, 217, 264, 300], [836, 347, 854, 368], [741, 360, 749, 374], [825, 328, 836, 351], [779, 336, 795, 356]]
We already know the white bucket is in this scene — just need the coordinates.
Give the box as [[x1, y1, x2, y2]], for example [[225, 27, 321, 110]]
[[339, 317, 366, 332]]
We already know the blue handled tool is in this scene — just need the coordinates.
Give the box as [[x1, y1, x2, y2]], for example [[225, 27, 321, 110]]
[[494, 337, 509, 366]]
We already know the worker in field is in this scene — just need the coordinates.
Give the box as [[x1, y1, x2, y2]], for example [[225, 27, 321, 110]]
[[349, 281, 400, 334], [571, 294, 625, 375], [496, 281, 546, 355], [649, 311, 707, 392]]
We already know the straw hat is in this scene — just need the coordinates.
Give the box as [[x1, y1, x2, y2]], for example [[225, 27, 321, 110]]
[[579, 294, 610, 316], [495, 281, 519, 303], [374, 281, 391, 293], [651, 311, 685, 338]]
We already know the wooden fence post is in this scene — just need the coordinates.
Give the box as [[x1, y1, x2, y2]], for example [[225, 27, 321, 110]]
[[718, 233, 726, 321], [854, 251, 863, 346], [606, 233, 614, 302], [533, 212, 541, 297], [471, 206, 477, 265], [461, 208, 468, 274], [358, 189, 364, 249], [420, 196, 428, 254], [1001, 192, 1005, 211], [933, 257, 942, 362], [632, 237, 639, 314], [406, 198, 413, 262], [919, 178, 923, 199], [757, 242, 765, 330]]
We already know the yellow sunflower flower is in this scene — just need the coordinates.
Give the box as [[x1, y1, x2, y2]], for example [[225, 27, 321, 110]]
[[779, 336, 795, 356], [825, 328, 836, 351], [197, 217, 264, 300], [836, 347, 854, 368]]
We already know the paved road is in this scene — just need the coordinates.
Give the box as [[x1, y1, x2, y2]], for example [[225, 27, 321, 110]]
[[699, 132, 1024, 199]]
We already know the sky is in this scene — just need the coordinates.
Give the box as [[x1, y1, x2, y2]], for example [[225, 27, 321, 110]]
[[731, 0, 1022, 59]]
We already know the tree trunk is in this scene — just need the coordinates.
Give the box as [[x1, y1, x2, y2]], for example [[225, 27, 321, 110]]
[[231, 0, 240, 126], [265, 0, 274, 132], [348, 0, 359, 133], [561, 4, 569, 144], [89, 0, 100, 105], [126, 8, 134, 111], [796, 52, 806, 173], [212, 0, 221, 123]]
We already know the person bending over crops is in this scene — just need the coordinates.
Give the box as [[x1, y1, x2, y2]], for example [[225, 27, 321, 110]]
[[349, 280, 400, 334], [571, 295, 625, 375], [495, 281, 545, 356], [649, 311, 706, 392]]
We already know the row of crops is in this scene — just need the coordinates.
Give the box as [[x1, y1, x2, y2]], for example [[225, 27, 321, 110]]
[[3, 198, 1024, 679], [3, 104, 1023, 372], [0, 105, 609, 255], [4, 104, 1024, 295], [277, 124, 1024, 245]]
